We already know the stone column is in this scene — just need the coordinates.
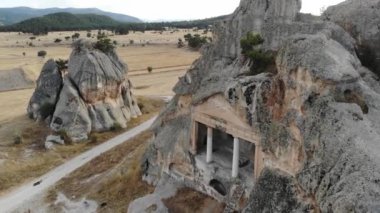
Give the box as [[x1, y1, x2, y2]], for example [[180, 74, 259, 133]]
[[206, 126, 213, 163], [232, 137, 240, 178]]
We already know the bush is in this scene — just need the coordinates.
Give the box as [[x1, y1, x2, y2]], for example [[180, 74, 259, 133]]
[[65, 36, 71, 41], [147, 66, 153, 73], [113, 40, 118, 45], [94, 36, 115, 53], [240, 32, 275, 75], [184, 33, 208, 50], [37, 50, 47, 58], [71, 33, 80, 40], [90, 134, 98, 143], [54, 38, 62, 43], [110, 122, 123, 131], [58, 130, 72, 144], [177, 38, 185, 48], [129, 40, 134, 45], [22, 52, 26, 57], [56, 59, 68, 72], [87, 32, 92, 38], [29, 36, 36, 40], [14, 135, 22, 145]]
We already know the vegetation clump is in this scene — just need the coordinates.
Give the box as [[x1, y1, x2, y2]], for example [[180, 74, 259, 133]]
[[37, 50, 47, 58], [240, 32, 275, 75], [147, 66, 153, 73], [94, 36, 115, 53], [184, 33, 209, 50], [14, 134, 23, 145], [177, 38, 185, 48], [56, 59, 68, 72]]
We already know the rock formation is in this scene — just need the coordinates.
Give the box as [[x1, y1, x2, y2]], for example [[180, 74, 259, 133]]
[[28, 59, 63, 121], [138, 0, 380, 212], [28, 39, 141, 142]]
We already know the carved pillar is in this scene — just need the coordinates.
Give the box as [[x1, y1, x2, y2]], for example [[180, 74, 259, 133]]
[[206, 127, 213, 163], [232, 137, 240, 178]]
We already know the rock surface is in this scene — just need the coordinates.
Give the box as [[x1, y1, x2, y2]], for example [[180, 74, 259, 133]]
[[140, 0, 380, 212], [323, 0, 380, 77], [27, 59, 62, 121], [28, 39, 141, 142]]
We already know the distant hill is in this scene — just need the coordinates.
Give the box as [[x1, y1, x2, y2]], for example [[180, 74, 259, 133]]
[[1, 12, 122, 34], [0, 7, 141, 26], [0, 13, 229, 34]]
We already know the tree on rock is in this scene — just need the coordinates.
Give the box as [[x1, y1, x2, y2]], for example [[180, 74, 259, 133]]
[[240, 32, 275, 75], [94, 36, 115, 53]]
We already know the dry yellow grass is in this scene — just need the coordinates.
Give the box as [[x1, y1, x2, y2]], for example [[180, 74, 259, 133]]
[[0, 97, 164, 194], [47, 131, 155, 212], [0, 29, 201, 194], [162, 188, 225, 213]]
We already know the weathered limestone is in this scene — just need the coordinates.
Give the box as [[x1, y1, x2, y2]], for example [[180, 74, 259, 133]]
[[27, 59, 62, 121], [323, 0, 380, 76], [28, 39, 141, 142], [139, 0, 380, 211]]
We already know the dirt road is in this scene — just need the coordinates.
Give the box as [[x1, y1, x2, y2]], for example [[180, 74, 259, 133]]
[[0, 116, 157, 213]]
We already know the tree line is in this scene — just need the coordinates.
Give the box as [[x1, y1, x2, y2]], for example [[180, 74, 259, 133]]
[[0, 12, 227, 35]]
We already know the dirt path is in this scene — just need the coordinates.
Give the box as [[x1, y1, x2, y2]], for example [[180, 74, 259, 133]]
[[0, 117, 157, 213]]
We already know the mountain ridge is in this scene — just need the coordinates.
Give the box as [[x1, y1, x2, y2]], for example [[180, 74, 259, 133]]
[[0, 7, 141, 25]]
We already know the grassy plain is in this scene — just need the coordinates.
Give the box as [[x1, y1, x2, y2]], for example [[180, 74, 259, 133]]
[[0, 29, 203, 194]]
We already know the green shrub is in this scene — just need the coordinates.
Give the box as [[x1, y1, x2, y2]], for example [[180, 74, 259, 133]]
[[58, 130, 72, 144], [240, 32, 275, 75], [90, 134, 98, 143], [240, 32, 264, 55], [54, 38, 62, 43], [56, 59, 68, 72], [71, 33, 80, 40], [94, 36, 115, 53], [147, 66, 153, 73], [14, 135, 22, 145], [37, 50, 47, 58], [177, 38, 185, 48], [65, 36, 71, 41], [111, 122, 123, 131], [87, 32, 92, 38], [184, 33, 209, 50]]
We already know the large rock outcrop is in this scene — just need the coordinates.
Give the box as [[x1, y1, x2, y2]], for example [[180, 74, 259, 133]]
[[323, 0, 380, 77], [27, 59, 63, 121], [139, 0, 380, 212], [28, 39, 141, 141]]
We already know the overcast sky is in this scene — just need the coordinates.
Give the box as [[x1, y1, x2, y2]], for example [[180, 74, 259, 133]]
[[0, 0, 346, 21]]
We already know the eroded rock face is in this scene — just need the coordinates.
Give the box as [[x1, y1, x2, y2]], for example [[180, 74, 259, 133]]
[[141, 0, 380, 212], [27, 59, 62, 121], [29, 39, 141, 142], [323, 0, 380, 77]]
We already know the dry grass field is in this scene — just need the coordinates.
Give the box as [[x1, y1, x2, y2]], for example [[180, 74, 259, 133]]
[[0, 29, 203, 194]]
